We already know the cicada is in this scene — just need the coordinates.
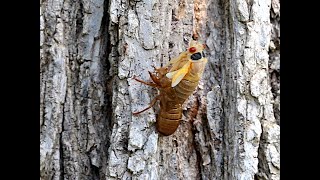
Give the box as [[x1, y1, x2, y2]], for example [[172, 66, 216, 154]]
[[133, 40, 207, 136]]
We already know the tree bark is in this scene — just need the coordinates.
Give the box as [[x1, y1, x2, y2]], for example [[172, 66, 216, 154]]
[[40, 0, 280, 179]]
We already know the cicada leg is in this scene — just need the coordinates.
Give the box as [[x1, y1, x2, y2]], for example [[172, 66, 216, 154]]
[[132, 95, 160, 115], [132, 75, 158, 87], [148, 71, 161, 86]]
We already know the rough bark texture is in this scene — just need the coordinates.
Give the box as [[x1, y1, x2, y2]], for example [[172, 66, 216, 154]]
[[40, 0, 280, 179]]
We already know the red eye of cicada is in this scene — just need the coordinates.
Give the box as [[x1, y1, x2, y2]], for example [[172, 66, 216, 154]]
[[189, 47, 197, 53]]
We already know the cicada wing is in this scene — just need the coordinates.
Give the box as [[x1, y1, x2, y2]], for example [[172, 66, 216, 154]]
[[165, 52, 188, 67], [166, 70, 179, 78], [171, 61, 191, 87], [170, 59, 189, 72]]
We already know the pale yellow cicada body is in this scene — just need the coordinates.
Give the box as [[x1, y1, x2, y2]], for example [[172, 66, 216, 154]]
[[165, 40, 208, 104]]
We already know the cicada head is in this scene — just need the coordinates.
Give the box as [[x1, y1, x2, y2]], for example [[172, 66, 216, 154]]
[[166, 39, 208, 87], [187, 40, 207, 63]]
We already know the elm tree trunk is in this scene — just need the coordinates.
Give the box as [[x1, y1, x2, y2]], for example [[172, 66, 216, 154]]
[[40, 0, 280, 179]]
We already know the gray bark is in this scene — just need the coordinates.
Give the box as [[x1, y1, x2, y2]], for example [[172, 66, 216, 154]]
[[40, 0, 280, 179]]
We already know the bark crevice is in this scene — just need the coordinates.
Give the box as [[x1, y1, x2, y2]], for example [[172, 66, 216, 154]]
[[59, 99, 66, 180]]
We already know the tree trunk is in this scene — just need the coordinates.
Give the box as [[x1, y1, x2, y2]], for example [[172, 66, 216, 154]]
[[40, 0, 280, 179]]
